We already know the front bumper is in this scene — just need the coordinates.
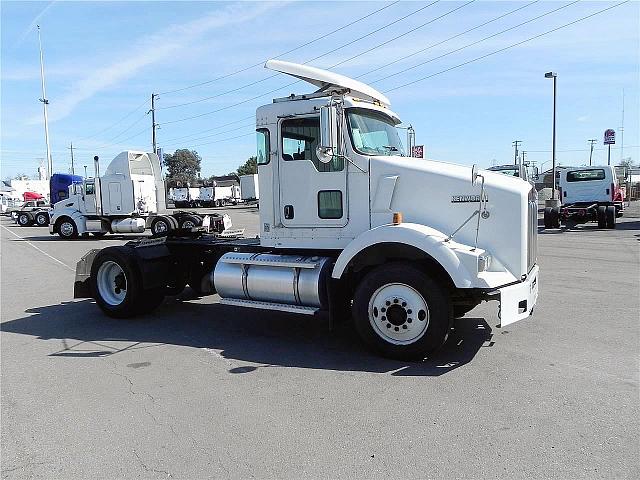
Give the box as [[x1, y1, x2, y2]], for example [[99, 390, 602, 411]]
[[497, 265, 539, 327]]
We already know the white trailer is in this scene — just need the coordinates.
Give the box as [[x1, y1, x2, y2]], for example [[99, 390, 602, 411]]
[[49, 152, 226, 238], [73, 61, 539, 360], [240, 174, 259, 201]]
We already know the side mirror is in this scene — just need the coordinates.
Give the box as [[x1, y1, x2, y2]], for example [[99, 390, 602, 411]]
[[533, 166, 539, 180], [471, 164, 479, 185], [317, 105, 338, 164]]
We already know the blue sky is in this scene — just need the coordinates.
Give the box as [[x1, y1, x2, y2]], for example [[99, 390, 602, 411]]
[[1, 0, 638, 179]]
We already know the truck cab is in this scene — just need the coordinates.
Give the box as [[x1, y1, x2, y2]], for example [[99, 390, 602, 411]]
[[73, 60, 539, 361]]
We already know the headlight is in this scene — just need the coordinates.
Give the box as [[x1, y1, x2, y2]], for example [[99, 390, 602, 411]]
[[478, 254, 492, 272]]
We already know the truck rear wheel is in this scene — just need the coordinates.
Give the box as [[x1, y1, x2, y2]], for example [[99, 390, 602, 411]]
[[90, 246, 164, 318], [352, 262, 451, 361], [17, 212, 32, 226], [35, 212, 49, 226], [151, 216, 172, 235], [597, 206, 606, 228], [605, 206, 616, 229], [179, 214, 199, 230]]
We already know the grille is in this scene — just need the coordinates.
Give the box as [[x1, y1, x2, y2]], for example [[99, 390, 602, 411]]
[[527, 188, 538, 273]]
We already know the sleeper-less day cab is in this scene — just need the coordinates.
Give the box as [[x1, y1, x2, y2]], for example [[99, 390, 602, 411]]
[[73, 61, 539, 360]]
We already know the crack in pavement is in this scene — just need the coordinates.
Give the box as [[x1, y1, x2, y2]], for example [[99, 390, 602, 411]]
[[133, 449, 172, 478]]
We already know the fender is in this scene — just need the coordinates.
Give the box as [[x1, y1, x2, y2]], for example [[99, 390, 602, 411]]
[[52, 208, 87, 233], [331, 223, 481, 288]]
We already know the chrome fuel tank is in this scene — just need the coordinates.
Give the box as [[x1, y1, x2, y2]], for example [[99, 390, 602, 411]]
[[214, 253, 332, 308]]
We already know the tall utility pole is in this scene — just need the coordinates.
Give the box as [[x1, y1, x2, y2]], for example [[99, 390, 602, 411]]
[[588, 139, 597, 166], [620, 88, 625, 162], [545, 71, 558, 205], [512, 140, 522, 165], [150, 93, 158, 154], [37, 25, 53, 180], [68, 142, 75, 175]]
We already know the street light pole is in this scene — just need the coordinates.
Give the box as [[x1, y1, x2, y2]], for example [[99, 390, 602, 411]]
[[545, 72, 559, 207], [588, 139, 597, 166]]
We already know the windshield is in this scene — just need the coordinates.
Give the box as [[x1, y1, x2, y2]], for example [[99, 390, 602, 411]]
[[347, 108, 405, 156], [491, 168, 520, 177]]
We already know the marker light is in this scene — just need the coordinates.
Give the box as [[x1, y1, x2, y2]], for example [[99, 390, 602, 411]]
[[392, 212, 403, 225]]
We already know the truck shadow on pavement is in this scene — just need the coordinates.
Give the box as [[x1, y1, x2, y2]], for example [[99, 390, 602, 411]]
[[1, 297, 495, 377]]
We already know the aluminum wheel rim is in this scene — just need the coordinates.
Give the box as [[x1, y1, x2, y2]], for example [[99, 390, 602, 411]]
[[18, 215, 29, 225], [155, 220, 168, 233], [368, 283, 430, 345], [36, 214, 47, 225], [60, 222, 74, 237], [97, 260, 127, 306], [182, 220, 195, 229]]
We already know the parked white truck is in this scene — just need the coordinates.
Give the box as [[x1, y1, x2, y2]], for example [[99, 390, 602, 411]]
[[73, 61, 539, 360], [49, 151, 226, 238], [544, 165, 622, 229], [240, 174, 259, 201]]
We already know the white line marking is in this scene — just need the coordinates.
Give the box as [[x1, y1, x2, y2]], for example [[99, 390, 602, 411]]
[[1, 224, 75, 273]]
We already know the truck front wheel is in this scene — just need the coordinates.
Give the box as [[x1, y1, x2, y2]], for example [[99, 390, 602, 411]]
[[352, 262, 451, 361], [57, 218, 78, 238]]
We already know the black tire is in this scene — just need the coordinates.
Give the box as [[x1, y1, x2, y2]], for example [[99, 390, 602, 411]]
[[352, 262, 451, 361], [91, 232, 108, 237], [543, 208, 552, 229], [17, 212, 33, 227], [90, 246, 164, 318], [167, 216, 179, 230], [551, 207, 561, 228], [35, 212, 49, 226], [597, 206, 606, 228], [150, 216, 172, 235], [179, 214, 199, 230], [606, 205, 616, 229], [56, 217, 78, 238]]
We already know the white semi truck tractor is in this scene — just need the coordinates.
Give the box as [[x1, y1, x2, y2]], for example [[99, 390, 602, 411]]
[[73, 61, 539, 360], [49, 151, 227, 238]]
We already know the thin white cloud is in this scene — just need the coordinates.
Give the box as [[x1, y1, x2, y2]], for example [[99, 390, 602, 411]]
[[15, 0, 58, 46], [30, 1, 286, 125]]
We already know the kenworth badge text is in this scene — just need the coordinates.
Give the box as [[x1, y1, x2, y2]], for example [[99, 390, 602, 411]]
[[73, 60, 539, 360]]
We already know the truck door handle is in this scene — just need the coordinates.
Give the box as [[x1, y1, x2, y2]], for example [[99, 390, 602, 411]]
[[284, 205, 294, 219]]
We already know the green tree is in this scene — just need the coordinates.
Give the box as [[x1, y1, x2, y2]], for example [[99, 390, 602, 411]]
[[163, 149, 201, 183], [236, 156, 257, 176]]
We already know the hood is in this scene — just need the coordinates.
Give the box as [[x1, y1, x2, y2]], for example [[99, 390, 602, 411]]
[[369, 156, 534, 278]]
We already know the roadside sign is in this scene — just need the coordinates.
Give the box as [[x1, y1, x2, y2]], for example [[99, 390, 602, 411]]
[[412, 145, 424, 158], [604, 129, 615, 145]]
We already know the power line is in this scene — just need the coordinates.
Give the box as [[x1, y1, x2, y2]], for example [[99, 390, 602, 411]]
[[373, 0, 580, 85], [157, 1, 401, 96], [157, 1, 440, 111], [323, 0, 476, 71], [383, 1, 630, 93], [357, 0, 540, 79], [159, 0, 577, 127], [159, 115, 254, 144], [162, 124, 255, 147], [74, 97, 149, 142]]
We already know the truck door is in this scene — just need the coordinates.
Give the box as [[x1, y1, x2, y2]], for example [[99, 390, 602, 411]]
[[84, 182, 97, 214], [109, 182, 123, 212], [278, 116, 347, 227]]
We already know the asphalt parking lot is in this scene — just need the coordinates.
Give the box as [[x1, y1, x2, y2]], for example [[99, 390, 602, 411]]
[[1, 204, 638, 479]]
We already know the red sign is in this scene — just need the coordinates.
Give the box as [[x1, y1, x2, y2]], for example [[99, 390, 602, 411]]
[[604, 129, 616, 145], [411, 145, 424, 158]]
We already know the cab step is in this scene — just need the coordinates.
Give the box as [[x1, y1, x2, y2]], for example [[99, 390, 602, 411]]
[[218, 298, 319, 315]]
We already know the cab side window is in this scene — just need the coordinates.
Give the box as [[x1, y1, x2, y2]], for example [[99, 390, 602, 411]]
[[86, 183, 95, 195], [281, 118, 343, 172]]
